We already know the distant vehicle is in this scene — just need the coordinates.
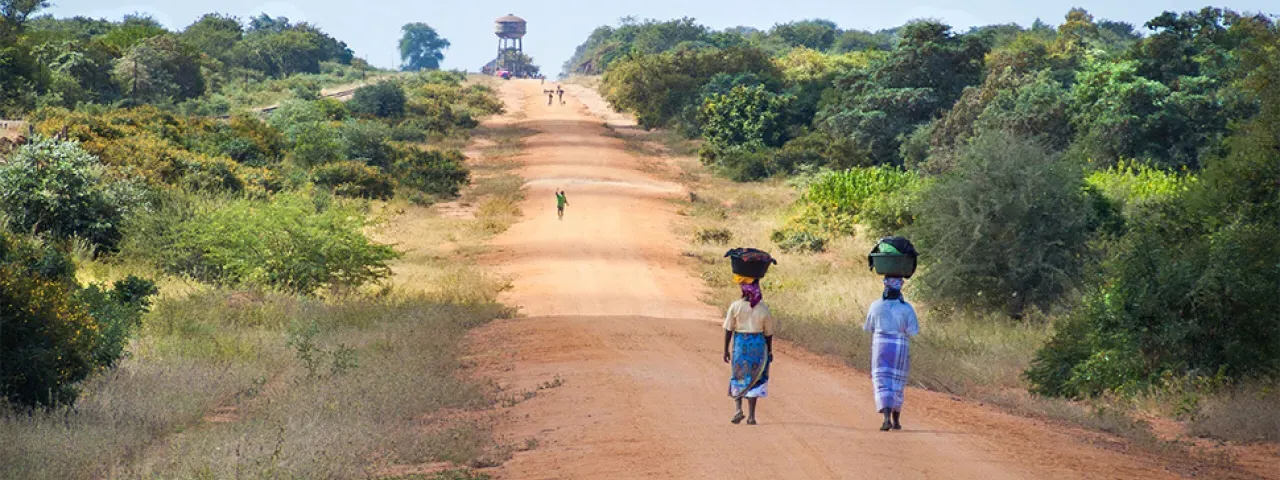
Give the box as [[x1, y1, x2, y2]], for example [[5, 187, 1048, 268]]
[[496, 70, 512, 80]]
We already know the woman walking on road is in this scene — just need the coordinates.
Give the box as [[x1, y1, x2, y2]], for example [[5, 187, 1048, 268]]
[[864, 276, 920, 431], [723, 279, 775, 425]]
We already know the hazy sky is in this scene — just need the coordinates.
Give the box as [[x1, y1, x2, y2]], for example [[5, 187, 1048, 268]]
[[43, 1, 1278, 73]]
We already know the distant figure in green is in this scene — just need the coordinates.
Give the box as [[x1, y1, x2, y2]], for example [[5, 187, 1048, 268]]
[[556, 190, 568, 220]]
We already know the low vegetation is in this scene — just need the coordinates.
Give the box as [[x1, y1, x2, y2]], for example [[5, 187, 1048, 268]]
[[2, 5, 519, 478]]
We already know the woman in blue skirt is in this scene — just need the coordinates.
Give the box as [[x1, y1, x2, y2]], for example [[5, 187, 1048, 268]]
[[864, 276, 920, 431], [722, 279, 775, 425]]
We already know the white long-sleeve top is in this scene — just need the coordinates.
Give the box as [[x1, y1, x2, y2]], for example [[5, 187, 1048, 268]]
[[863, 299, 920, 336]]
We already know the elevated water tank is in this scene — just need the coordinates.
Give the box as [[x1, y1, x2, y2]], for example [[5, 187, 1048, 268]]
[[495, 14, 527, 39]]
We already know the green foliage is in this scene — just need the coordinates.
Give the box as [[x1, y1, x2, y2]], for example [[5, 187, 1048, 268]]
[[311, 160, 395, 200], [913, 131, 1093, 317], [818, 21, 988, 166], [1085, 160, 1197, 219], [563, 17, 716, 75], [770, 228, 826, 253], [166, 193, 399, 294], [601, 46, 780, 129], [393, 147, 470, 197], [338, 119, 396, 168], [113, 34, 206, 104], [1030, 24, 1280, 397], [698, 84, 791, 150], [785, 166, 921, 236], [348, 81, 407, 119], [0, 232, 157, 408], [398, 23, 449, 71], [0, 137, 140, 250]]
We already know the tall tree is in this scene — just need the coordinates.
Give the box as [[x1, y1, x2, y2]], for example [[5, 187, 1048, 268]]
[[398, 22, 448, 71]]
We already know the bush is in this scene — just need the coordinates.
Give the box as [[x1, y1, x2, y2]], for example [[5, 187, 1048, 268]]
[[348, 81, 407, 118], [0, 232, 157, 408], [693, 227, 732, 245], [311, 161, 396, 200], [166, 193, 399, 293], [784, 166, 920, 237], [912, 130, 1093, 317], [338, 120, 396, 168], [0, 138, 141, 251], [284, 121, 345, 167], [770, 227, 826, 253], [393, 147, 470, 197], [190, 114, 285, 167]]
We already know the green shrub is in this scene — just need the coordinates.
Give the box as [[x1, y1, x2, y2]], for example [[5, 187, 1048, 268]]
[[348, 81, 407, 118], [0, 138, 142, 250], [693, 227, 732, 245], [784, 166, 920, 237], [770, 227, 826, 253], [284, 121, 345, 167], [698, 143, 775, 181], [190, 114, 285, 167], [0, 232, 157, 408], [338, 120, 396, 168], [1085, 160, 1197, 219], [393, 147, 470, 197], [167, 193, 399, 293], [311, 161, 396, 199], [913, 130, 1093, 317]]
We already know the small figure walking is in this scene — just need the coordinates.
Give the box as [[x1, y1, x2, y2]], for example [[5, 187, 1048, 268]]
[[547, 90, 554, 106], [557, 85, 565, 104], [555, 190, 568, 220], [723, 279, 774, 425], [864, 277, 920, 431]]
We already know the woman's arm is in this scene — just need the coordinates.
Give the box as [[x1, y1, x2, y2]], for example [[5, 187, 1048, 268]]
[[723, 330, 733, 363], [765, 335, 774, 362]]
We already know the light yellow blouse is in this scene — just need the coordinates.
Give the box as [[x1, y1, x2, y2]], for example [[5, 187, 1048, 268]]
[[723, 299, 776, 336]]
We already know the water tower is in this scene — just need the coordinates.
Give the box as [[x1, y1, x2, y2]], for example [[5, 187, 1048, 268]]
[[494, 14, 528, 77]]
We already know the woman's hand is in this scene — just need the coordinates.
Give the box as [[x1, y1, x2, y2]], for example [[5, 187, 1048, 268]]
[[723, 351, 731, 363], [768, 352, 774, 363]]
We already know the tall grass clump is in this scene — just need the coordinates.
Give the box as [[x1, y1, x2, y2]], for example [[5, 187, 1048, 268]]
[[782, 166, 921, 237], [161, 193, 399, 293]]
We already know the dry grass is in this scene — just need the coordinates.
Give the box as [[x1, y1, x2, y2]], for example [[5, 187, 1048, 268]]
[[0, 285, 514, 479], [1190, 382, 1280, 443]]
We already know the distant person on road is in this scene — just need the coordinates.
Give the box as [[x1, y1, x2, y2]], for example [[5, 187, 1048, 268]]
[[722, 279, 774, 425], [864, 276, 920, 431], [555, 190, 568, 220], [547, 90, 554, 106], [557, 86, 565, 104]]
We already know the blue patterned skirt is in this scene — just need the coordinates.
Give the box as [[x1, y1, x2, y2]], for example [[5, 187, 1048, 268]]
[[871, 332, 910, 411], [729, 332, 769, 398]]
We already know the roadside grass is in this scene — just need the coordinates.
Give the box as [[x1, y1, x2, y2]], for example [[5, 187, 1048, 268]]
[[0, 285, 514, 479]]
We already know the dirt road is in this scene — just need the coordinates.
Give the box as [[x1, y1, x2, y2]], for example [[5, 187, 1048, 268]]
[[468, 80, 1186, 479]]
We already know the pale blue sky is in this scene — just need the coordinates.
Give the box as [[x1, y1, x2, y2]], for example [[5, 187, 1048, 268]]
[[43, 1, 1278, 73]]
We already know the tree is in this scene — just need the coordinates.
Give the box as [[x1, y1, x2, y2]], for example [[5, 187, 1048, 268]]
[[0, 137, 136, 250], [601, 46, 779, 129], [817, 21, 988, 165], [912, 130, 1094, 317], [181, 13, 243, 63], [398, 22, 449, 71], [770, 19, 839, 51], [98, 13, 166, 52], [113, 34, 206, 103], [347, 81, 406, 118]]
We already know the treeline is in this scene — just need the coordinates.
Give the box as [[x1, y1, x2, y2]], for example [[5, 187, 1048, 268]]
[[1, 1, 362, 115], [579, 9, 1280, 402]]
